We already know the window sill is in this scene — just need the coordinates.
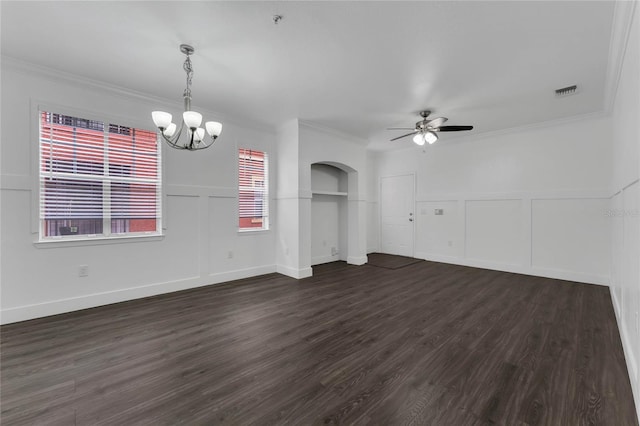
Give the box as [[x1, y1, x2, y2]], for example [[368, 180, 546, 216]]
[[237, 228, 270, 235], [34, 234, 164, 249]]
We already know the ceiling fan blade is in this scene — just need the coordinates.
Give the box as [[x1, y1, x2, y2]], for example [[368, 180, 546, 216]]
[[387, 127, 415, 130], [390, 131, 417, 141], [435, 125, 473, 132], [426, 117, 447, 128]]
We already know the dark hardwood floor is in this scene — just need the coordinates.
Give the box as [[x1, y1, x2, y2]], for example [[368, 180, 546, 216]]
[[1, 259, 637, 425]]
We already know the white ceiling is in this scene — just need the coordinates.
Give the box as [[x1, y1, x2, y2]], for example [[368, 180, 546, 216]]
[[1, 1, 616, 150]]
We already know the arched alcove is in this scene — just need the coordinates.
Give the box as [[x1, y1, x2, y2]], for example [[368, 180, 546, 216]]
[[309, 161, 365, 269], [310, 163, 348, 265]]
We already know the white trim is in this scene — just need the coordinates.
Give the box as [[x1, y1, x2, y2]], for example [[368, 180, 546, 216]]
[[603, 0, 638, 113], [2, 56, 276, 135], [276, 264, 313, 279], [312, 190, 348, 197], [275, 189, 313, 200], [237, 228, 270, 235], [299, 120, 368, 146], [164, 184, 236, 198], [312, 254, 341, 266], [611, 290, 640, 424], [0, 174, 31, 191], [417, 189, 612, 202], [347, 255, 368, 266], [34, 234, 164, 248], [0, 264, 278, 325], [369, 111, 608, 153], [415, 252, 609, 286]]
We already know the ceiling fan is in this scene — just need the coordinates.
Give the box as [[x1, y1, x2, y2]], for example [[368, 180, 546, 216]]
[[388, 111, 473, 146]]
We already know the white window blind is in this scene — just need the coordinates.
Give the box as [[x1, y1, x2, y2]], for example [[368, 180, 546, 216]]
[[39, 111, 161, 240], [238, 149, 268, 230]]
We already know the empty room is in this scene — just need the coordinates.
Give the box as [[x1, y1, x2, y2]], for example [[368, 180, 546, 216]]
[[1, 1, 639, 424]]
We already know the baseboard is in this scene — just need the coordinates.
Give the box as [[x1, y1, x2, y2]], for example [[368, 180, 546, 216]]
[[276, 264, 313, 279], [312, 254, 340, 266], [528, 266, 609, 286], [611, 290, 640, 423], [207, 265, 277, 283], [347, 255, 368, 266], [0, 264, 277, 325], [415, 252, 608, 285]]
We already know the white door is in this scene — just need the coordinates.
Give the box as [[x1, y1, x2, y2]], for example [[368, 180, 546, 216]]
[[380, 174, 415, 257]]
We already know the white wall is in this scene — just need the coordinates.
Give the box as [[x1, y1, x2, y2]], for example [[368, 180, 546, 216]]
[[0, 59, 277, 324], [375, 115, 612, 284], [366, 151, 380, 253], [609, 1, 640, 416]]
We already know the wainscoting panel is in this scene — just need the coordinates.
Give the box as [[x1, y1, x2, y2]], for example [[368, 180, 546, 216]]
[[531, 198, 610, 278], [416, 200, 460, 258], [465, 199, 523, 266]]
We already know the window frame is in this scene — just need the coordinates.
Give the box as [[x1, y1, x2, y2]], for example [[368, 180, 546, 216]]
[[33, 102, 164, 245], [238, 148, 269, 233]]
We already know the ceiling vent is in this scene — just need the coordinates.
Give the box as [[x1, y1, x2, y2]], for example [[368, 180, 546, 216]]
[[555, 85, 578, 97]]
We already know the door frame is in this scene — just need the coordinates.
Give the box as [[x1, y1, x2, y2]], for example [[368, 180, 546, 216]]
[[379, 172, 416, 257]]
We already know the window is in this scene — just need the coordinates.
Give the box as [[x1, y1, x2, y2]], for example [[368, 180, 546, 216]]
[[238, 149, 268, 230], [39, 111, 161, 241]]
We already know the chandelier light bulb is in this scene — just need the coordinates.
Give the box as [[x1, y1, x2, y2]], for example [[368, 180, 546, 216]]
[[183, 111, 203, 130], [413, 133, 426, 146], [164, 123, 177, 137], [152, 111, 172, 129], [425, 131, 438, 144], [194, 127, 205, 142], [205, 121, 222, 138]]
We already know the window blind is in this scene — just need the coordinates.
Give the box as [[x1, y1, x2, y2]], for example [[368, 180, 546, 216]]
[[238, 149, 268, 230], [39, 111, 161, 239]]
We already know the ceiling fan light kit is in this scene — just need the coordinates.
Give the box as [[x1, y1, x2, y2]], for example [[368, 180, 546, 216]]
[[413, 131, 438, 146], [151, 44, 223, 151], [389, 110, 473, 147]]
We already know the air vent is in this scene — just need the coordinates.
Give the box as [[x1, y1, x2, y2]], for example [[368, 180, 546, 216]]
[[555, 85, 578, 97]]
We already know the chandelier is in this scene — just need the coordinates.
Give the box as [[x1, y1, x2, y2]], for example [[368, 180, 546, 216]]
[[152, 44, 222, 151]]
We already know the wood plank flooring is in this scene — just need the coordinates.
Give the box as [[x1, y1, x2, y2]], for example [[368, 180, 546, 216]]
[[365, 253, 423, 269], [1, 259, 637, 425]]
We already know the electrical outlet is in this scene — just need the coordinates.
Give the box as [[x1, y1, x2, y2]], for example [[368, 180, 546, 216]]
[[448, 240, 453, 247], [78, 265, 89, 277], [331, 247, 339, 256], [227, 251, 234, 259]]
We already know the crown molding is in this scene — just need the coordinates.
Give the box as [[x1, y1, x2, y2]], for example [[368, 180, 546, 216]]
[[299, 120, 369, 146], [1, 55, 276, 135], [448, 110, 607, 145], [603, 0, 638, 113], [372, 109, 608, 154]]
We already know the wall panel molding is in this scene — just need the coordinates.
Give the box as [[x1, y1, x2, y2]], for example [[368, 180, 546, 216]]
[[166, 184, 235, 198], [411, 195, 611, 285]]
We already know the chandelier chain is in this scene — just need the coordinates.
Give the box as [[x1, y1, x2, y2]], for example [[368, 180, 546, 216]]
[[183, 56, 193, 99]]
